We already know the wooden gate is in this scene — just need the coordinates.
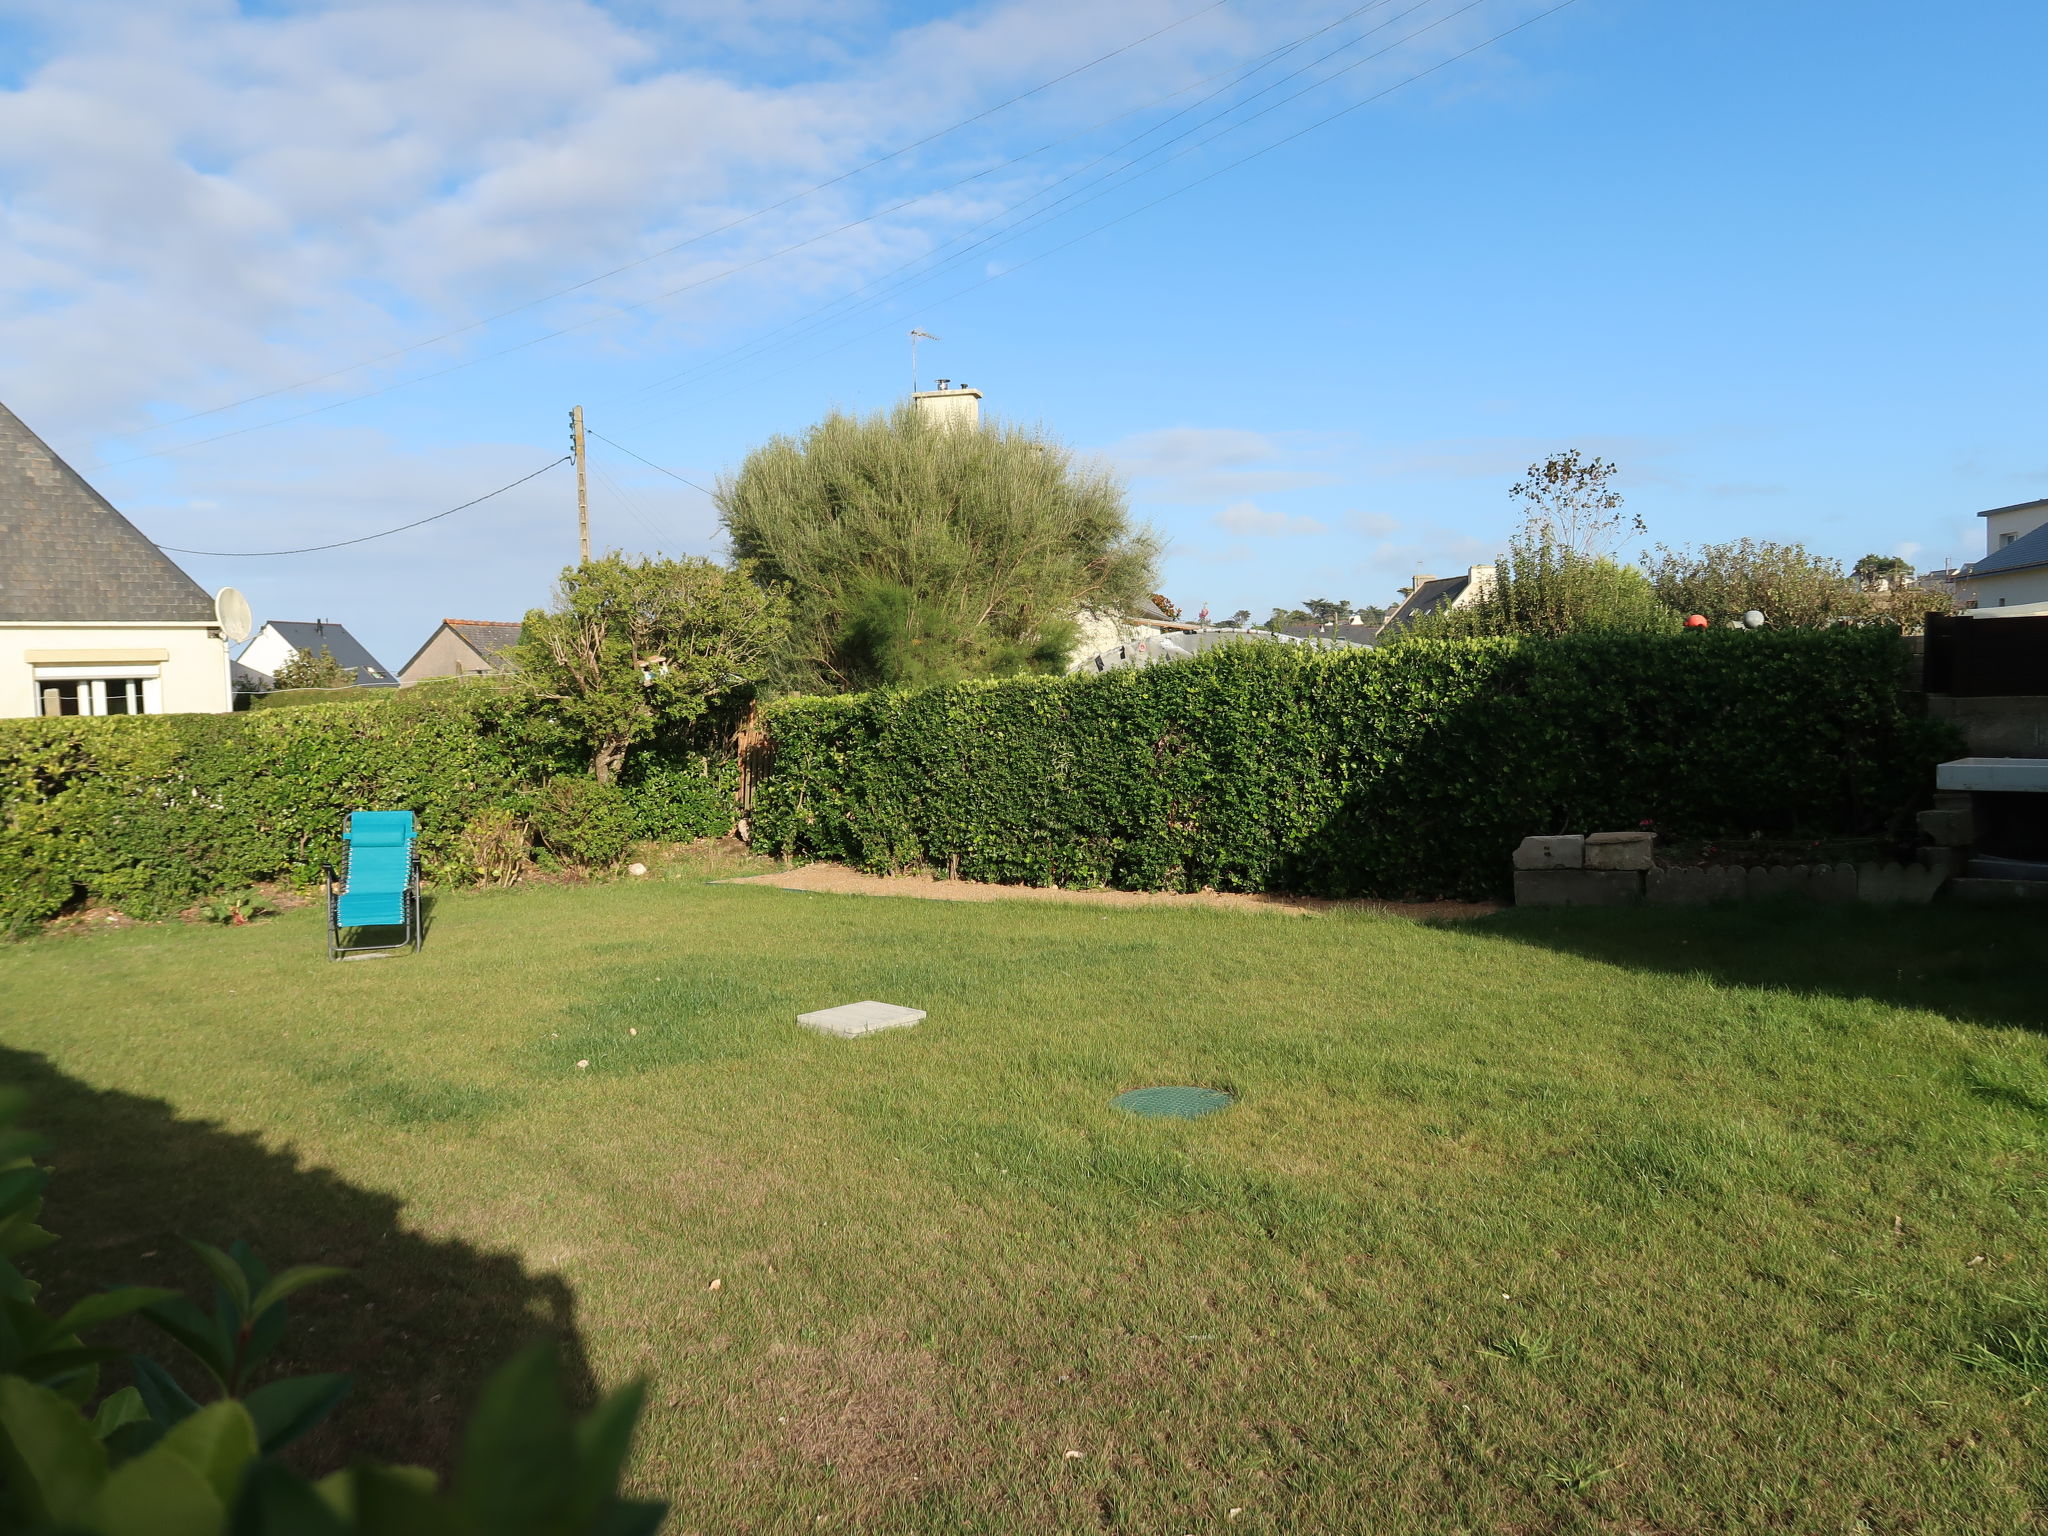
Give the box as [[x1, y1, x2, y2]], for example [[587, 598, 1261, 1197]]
[[1924, 614, 2048, 696]]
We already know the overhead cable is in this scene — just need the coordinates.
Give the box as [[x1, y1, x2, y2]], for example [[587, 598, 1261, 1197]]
[[158, 456, 570, 556]]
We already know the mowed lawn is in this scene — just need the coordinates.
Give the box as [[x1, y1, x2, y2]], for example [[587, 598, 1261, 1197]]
[[4, 870, 2047, 1535]]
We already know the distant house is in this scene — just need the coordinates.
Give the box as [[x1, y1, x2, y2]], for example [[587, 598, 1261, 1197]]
[[0, 399, 232, 718], [399, 619, 523, 684], [238, 620, 398, 689], [1962, 497, 2048, 610], [1376, 565, 1498, 638]]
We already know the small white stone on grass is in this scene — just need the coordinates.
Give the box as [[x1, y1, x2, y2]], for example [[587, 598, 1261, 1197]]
[[796, 1000, 926, 1038], [576, 1060, 589, 1069], [628, 862, 648, 877]]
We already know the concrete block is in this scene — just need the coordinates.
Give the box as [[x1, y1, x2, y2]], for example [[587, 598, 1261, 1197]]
[[1936, 757, 2048, 793], [1810, 863, 1858, 903], [1513, 834, 1586, 870], [1932, 791, 1972, 813], [1583, 831, 1656, 871], [1917, 847, 1970, 878], [1949, 877, 2048, 903], [1857, 861, 1943, 905], [1916, 807, 1975, 847], [1513, 869, 1643, 907], [796, 1000, 927, 1038], [1744, 864, 1806, 901], [1645, 866, 1742, 905]]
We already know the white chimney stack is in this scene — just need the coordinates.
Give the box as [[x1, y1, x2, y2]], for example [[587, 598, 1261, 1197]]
[[912, 380, 983, 431]]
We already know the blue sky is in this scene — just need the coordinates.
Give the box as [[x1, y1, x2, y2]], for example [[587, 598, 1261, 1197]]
[[1, 0, 2041, 665]]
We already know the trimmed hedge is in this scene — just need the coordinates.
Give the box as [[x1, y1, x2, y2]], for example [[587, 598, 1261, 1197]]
[[751, 629, 1957, 900], [0, 686, 735, 926]]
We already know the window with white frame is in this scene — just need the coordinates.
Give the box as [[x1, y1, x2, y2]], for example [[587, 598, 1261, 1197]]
[[33, 665, 161, 717]]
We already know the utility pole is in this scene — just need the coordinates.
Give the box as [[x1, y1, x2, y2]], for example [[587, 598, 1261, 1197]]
[[570, 405, 589, 563]]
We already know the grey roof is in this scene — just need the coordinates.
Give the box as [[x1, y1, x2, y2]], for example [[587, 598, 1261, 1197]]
[[398, 618, 523, 676], [1976, 497, 2048, 518], [1378, 573, 1472, 635], [0, 399, 215, 623], [1966, 519, 2048, 579], [257, 620, 399, 685]]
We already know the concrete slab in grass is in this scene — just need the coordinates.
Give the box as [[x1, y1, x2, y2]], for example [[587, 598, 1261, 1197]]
[[796, 1000, 927, 1038]]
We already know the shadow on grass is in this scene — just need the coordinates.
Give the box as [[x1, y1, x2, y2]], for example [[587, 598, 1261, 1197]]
[[1467, 899, 2048, 1034], [1, 1046, 590, 1473]]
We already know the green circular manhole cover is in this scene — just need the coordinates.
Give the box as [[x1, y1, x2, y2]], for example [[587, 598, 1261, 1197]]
[[1114, 1086, 1235, 1119]]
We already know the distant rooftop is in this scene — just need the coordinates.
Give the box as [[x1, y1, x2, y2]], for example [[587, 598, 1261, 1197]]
[[1977, 496, 2048, 518]]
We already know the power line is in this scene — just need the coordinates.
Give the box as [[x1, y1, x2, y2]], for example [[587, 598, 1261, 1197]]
[[588, 431, 716, 497], [643, 0, 1582, 408], [158, 456, 570, 557], [99, 0, 1239, 445], [634, 0, 1447, 401]]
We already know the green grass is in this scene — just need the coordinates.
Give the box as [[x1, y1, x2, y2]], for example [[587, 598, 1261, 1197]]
[[4, 872, 2047, 1534]]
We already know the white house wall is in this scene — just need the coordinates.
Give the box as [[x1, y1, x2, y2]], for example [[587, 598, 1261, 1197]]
[[1971, 567, 2048, 610], [1984, 505, 2048, 555], [1, 623, 231, 718]]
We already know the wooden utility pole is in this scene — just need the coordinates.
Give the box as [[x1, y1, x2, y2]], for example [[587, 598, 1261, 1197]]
[[570, 405, 589, 562]]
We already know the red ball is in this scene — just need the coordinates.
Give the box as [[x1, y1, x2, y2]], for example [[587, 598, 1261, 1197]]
[[1683, 614, 1709, 629]]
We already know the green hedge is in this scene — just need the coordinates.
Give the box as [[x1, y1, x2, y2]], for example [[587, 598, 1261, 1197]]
[[0, 687, 736, 926], [751, 629, 1957, 900]]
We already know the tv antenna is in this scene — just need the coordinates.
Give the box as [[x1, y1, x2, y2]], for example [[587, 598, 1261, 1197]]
[[909, 329, 940, 394]]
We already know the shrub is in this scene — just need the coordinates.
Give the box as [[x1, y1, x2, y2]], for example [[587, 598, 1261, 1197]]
[[619, 757, 739, 842], [452, 808, 530, 888], [751, 628, 1956, 901], [0, 681, 736, 924], [526, 778, 637, 871]]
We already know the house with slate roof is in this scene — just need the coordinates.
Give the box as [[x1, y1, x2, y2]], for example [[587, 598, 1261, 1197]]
[[398, 618, 523, 684], [238, 619, 399, 690], [1376, 564, 1498, 638], [0, 400, 231, 718], [1963, 496, 2048, 611]]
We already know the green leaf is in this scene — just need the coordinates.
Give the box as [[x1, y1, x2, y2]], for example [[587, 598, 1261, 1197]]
[[0, 1373, 109, 1524], [452, 1344, 576, 1532], [230, 1459, 350, 1536], [91, 1386, 150, 1442], [87, 1438, 226, 1536], [143, 1295, 235, 1388], [155, 1399, 258, 1504], [131, 1354, 204, 1427], [245, 1373, 352, 1457], [0, 1165, 52, 1223], [16, 1343, 123, 1386], [52, 1286, 181, 1339], [184, 1239, 254, 1319], [342, 1464, 447, 1536], [245, 1265, 348, 1323], [570, 1378, 647, 1525]]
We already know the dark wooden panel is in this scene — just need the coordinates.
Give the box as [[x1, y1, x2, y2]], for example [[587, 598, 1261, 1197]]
[[1924, 614, 2048, 697]]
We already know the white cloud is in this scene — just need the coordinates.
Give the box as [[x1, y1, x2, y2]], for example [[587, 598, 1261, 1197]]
[[1212, 500, 1327, 537], [1104, 425, 1341, 501]]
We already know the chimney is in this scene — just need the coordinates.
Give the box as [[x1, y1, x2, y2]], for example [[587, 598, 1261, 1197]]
[[913, 380, 983, 432]]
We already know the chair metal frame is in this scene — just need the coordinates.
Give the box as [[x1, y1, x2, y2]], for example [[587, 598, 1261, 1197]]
[[323, 833, 422, 961]]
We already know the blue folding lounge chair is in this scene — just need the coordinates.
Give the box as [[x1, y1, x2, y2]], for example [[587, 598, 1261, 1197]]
[[324, 811, 420, 959]]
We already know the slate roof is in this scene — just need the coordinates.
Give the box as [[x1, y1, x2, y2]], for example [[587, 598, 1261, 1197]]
[[444, 619, 522, 667], [258, 621, 399, 685], [1966, 519, 2048, 578], [0, 399, 215, 623], [1377, 573, 1474, 635]]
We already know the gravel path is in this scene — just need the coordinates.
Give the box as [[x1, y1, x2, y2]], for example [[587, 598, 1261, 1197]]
[[721, 861, 1499, 920]]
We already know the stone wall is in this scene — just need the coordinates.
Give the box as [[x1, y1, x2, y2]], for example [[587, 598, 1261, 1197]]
[[1512, 832, 1945, 907]]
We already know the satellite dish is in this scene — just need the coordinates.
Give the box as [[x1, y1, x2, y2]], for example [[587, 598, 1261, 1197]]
[[215, 587, 253, 643]]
